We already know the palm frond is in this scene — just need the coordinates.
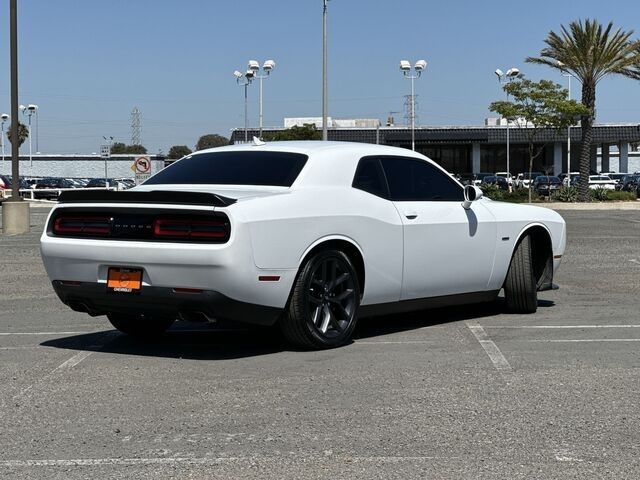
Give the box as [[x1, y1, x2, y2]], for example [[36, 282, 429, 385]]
[[526, 19, 640, 85]]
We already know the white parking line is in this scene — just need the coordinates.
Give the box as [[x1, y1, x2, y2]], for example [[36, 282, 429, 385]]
[[354, 340, 434, 345], [526, 339, 640, 343], [9, 331, 119, 402], [0, 346, 44, 350], [466, 321, 512, 373], [0, 331, 92, 336], [0, 294, 56, 301], [0, 455, 447, 467], [483, 325, 640, 329], [53, 351, 95, 371]]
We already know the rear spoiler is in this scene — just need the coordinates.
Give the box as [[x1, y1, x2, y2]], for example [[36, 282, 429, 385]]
[[57, 190, 237, 207]]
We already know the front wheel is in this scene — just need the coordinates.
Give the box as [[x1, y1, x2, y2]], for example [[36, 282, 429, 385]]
[[280, 250, 360, 349], [504, 234, 538, 313], [107, 313, 175, 338]]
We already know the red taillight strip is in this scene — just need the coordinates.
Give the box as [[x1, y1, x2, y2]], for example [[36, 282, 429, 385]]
[[53, 216, 111, 236], [153, 216, 228, 241]]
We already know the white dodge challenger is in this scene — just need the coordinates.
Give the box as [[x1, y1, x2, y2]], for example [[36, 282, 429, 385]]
[[40, 141, 566, 348]]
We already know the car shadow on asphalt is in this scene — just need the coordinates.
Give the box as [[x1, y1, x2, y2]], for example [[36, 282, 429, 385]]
[[354, 296, 555, 340], [40, 297, 555, 360]]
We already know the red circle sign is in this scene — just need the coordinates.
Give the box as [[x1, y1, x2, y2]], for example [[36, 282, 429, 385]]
[[135, 157, 151, 174]]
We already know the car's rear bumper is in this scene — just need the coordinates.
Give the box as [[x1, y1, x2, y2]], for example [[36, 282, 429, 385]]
[[51, 280, 282, 326]]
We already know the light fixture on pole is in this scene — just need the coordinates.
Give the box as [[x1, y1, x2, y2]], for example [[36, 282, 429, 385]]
[[495, 67, 519, 186], [248, 59, 275, 139], [557, 60, 574, 184], [234, 69, 254, 143], [1, 114, 8, 162], [399, 59, 427, 151], [19, 103, 38, 167]]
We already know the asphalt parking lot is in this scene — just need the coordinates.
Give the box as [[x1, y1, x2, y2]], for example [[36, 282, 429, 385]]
[[0, 205, 639, 479]]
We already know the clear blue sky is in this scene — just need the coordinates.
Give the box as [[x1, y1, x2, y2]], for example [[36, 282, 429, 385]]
[[1, 0, 639, 154]]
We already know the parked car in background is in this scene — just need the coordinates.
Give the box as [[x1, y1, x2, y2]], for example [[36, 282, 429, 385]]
[[532, 176, 562, 196], [34, 178, 75, 199], [458, 173, 494, 186], [570, 175, 617, 190], [68, 179, 88, 188], [559, 172, 580, 186], [515, 172, 543, 189], [481, 175, 509, 190], [458, 173, 476, 186], [85, 178, 115, 188], [615, 174, 640, 192], [113, 178, 135, 190], [473, 173, 494, 186], [495, 172, 514, 186], [0, 174, 10, 197], [601, 172, 628, 185]]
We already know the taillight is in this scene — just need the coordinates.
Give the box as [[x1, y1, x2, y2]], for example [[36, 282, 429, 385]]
[[53, 215, 111, 236], [152, 216, 229, 241]]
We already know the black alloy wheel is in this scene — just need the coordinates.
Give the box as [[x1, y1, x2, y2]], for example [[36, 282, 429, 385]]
[[281, 250, 360, 349]]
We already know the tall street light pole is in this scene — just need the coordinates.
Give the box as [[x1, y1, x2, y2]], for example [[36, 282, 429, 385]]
[[248, 60, 275, 139], [234, 69, 254, 143], [495, 67, 520, 188], [20, 104, 37, 167], [9, 0, 20, 201], [3, 0, 30, 236], [322, 0, 328, 141], [558, 61, 574, 183], [400, 59, 427, 151]]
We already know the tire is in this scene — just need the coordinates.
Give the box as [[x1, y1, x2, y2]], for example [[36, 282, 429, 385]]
[[504, 234, 538, 313], [107, 312, 175, 338], [280, 250, 361, 349]]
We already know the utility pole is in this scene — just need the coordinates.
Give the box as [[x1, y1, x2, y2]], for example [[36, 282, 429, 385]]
[[322, 0, 328, 141]]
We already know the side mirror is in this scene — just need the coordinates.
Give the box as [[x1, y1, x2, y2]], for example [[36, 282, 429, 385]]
[[462, 185, 483, 209]]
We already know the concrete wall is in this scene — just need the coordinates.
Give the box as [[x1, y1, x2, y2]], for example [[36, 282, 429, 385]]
[[0, 155, 164, 179]]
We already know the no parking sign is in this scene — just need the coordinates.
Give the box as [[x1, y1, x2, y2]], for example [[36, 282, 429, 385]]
[[132, 156, 152, 184]]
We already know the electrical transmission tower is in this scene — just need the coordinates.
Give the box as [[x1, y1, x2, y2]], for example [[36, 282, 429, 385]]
[[131, 107, 141, 145], [403, 94, 418, 126]]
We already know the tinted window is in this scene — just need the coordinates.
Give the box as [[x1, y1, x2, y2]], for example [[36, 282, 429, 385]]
[[352, 158, 388, 198], [380, 157, 463, 201], [145, 151, 308, 187]]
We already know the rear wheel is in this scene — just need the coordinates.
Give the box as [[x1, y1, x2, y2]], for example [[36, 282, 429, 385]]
[[280, 250, 360, 349], [107, 313, 175, 338], [504, 234, 538, 313]]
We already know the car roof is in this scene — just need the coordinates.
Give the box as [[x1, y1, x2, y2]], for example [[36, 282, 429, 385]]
[[194, 140, 427, 159]]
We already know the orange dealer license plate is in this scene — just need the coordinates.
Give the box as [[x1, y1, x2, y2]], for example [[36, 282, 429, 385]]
[[107, 267, 143, 294]]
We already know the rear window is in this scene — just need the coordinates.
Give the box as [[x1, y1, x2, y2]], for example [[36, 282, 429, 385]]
[[145, 151, 308, 187]]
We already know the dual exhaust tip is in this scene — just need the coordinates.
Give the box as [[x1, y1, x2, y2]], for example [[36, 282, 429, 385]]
[[66, 300, 216, 324]]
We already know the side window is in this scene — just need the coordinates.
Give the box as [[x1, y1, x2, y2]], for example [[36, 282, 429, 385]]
[[352, 157, 389, 199], [380, 157, 463, 201]]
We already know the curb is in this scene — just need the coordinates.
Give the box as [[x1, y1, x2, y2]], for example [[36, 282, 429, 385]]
[[537, 201, 640, 210]]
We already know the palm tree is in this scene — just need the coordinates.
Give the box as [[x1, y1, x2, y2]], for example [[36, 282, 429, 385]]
[[6, 122, 29, 148], [527, 19, 640, 201]]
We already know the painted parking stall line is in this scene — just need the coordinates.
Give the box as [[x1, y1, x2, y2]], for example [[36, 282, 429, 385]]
[[0, 331, 92, 336], [482, 325, 640, 329], [525, 338, 640, 343], [9, 331, 120, 402], [466, 320, 512, 373], [0, 454, 450, 468]]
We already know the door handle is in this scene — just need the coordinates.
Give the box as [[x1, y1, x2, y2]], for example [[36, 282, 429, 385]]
[[405, 213, 418, 220]]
